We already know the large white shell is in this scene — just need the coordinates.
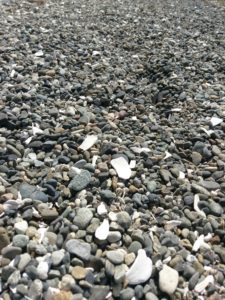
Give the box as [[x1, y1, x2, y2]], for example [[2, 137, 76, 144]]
[[126, 249, 152, 284], [79, 135, 98, 151], [95, 219, 109, 240], [111, 157, 132, 180]]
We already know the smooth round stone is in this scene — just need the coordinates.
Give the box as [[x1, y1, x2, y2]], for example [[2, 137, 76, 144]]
[[60, 274, 75, 290], [14, 220, 28, 234], [106, 249, 125, 265], [19, 183, 36, 199], [71, 266, 87, 280], [65, 239, 91, 261], [120, 287, 135, 300], [2, 246, 22, 259], [100, 190, 116, 202], [45, 232, 58, 245], [12, 234, 29, 248], [73, 208, 93, 229], [28, 279, 43, 299], [18, 253, 31, 271], [107, 231, 122, 243], [134, 285, 144, 299], [145, 292, 159, 300], [125, 253, 136, 266], [116, 211, 131, 229], [51, 250, 65, 266], [200, 180, 220, 191], [128, 241, 142, 254], [159, 265, 179, 294], [68, 170, 91, 192]]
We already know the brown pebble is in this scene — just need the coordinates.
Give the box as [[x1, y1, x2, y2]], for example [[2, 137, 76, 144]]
[[71, 266, 87, 280], [52, 291, 73, 300], [0, 227, 10, 251]]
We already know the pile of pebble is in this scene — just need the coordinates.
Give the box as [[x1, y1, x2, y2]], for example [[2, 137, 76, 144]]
[[1, 0, 225, 299]]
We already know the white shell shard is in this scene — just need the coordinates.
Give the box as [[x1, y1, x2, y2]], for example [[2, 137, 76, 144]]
[[34, 50, 44, 57], [164, 151, 172, 160], [210, 117, 223, 127], [194, 194, 206, 218], [79, 135, 98, 151], [97, 202, 107, 215], [200, 127, 214, 136], [194, 275, 214, 293], [95, 219, 109, 240], [92, 155, 98, 167], [25, 136, 33, 145], [37, 261, 49, 280], [126, 249, 152, 285], [192, 234, 211, 252], [111, 157, 132, 180], [38, 227, 48, 244], [130, 147, 151, 154], [32, 123, 43, 136], [129, 160, 136, 169]]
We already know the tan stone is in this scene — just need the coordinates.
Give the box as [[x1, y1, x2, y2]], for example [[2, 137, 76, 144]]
[[71, 266, 87, 280]]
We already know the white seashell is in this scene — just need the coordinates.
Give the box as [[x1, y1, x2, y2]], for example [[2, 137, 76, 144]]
[[126, 249, 152, 284], [192, 234, 211, 252], [194, 275, 214, 293], [200, 127, 214, 136], [38, 227, 48, 244], [95, 219, 109, 240], [79, 135, 98, 151], [164, 151, 172, 160], [97, 202, 107, 215], [130, 147, 151, 154], [129, 160, 136, 169], [178, 171, 185, 180], [194, 194, 206, 218], [34, 50, 44, 57], [92, 155, 98, 167], [111, 157, 132, 180], [32, 123, 43, 135], [108, 211, 117, 221], [210, 117, 223, 127], [37, 261, 49, 280], [25, 136, 33, 144]]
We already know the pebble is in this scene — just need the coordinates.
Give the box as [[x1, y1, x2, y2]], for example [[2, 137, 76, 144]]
[[159, 265, 179, 294], [66, 239, 91, 261], [73, 207, 93, 229], [68, 170, 91, 192], [106, 249, 125, 265]]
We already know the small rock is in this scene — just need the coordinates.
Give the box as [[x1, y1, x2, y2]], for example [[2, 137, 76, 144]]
[[68, 170, 91, 192], [159, 264, 179, 294], [0, 227, 10, 251], [106, 249, 125, 265], [116, 211, 131, 229], [73, 208, 93, 229], [66, 239, 91, 261], [12, 234, 29, 248], [71, 266, 87, 280]]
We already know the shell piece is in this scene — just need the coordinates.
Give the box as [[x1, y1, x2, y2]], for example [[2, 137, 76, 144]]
[[194, 194, 206, 218], [79, 135, 98, 151], [126, 249, 152, 285], [192, 234, 211, 252], [32, 123, 44, 135], [194, 275, 214, 293], [111, 157, 132, 180], [95, 219, 109, 240], [97, 202, 107, 215], [210, 117, 223, 127]]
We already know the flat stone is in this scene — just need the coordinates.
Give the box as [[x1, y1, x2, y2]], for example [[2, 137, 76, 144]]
[[106, 249, 125, 265], [18, 253, 31, 271], [200, 180, 220, 191], [159, 265, 179, 294], [51, 250, 65, 266], [89, 285, 110, 300], [68, 170, 91, 192], [73, 208, 93, 229], [65, 239, 91, 261], [1, 246, 22, 259]]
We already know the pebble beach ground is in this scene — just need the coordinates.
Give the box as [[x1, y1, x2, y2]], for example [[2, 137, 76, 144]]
[[0, 0, 225, 299]]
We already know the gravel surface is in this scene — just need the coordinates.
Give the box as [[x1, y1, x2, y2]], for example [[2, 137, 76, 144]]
[[0, 0, 225, 299]]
